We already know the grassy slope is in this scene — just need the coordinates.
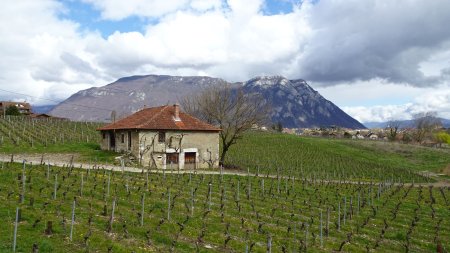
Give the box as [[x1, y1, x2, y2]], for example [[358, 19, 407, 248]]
[[1, 130, 449, 251], [0, 142, 117, 164], [0, 162, 448, 252], [1, 129, 449, 181], [0, 116, 116, 163], [337, 138, 450, 172], [226, 131, 450, 181]]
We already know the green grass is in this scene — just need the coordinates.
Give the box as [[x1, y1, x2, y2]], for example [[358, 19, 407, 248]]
[[1, 115, 449, 251], [0, 162, 448, 252], [337, 138, 450, 172], [0, 142, 117, 164], [226, 131, 450, 182], [2, 127, 449, 182], [0, 117, 117, 163]]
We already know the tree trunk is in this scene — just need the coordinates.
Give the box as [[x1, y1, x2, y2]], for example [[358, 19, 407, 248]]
[[219, 146, 229, 167], [32, 243, 39, 253], [45, 221, 53, 235]]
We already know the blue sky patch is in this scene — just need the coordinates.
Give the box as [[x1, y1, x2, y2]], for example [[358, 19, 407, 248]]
[[58, 0, 299, 37], [58, 0, 148, 37], [263, 0, 295, 15]]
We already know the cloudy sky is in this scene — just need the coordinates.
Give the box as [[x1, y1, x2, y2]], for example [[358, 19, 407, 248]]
[[1, 0, 450, 123]]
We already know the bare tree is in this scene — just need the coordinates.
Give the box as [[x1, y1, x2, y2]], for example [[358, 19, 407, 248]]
[[387, 120, 401, 141], [413, 112, 442, 143], [111, 110, 117, 123], [139, 133, 158, 168], [168, 133, 185, 153], [200, 148, 219, 169], [181, 83, 269, 166]]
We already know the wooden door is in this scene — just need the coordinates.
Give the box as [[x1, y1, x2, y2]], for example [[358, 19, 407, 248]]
[[184, 152, 196, 170]]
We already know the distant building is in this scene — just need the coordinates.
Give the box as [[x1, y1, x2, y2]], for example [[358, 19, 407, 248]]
[[97, 104, 221, 170], [29, 113, 67, 120], [368, 133, 379, 140], [0, 101, 32, 115]]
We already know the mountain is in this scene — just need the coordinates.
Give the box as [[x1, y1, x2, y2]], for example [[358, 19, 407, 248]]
[[363, 118, 450, 129], [50, 75, 222, 122], [438, 118, 450, 128], [32, 105, 55, 114], [362, 122, 386, 129], [242, 76, 365, 128], [49, 74, 365, 129]]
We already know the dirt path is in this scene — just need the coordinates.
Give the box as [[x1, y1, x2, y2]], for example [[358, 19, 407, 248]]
[[0, 153, 242, 175], [0, 153, 448, 188]]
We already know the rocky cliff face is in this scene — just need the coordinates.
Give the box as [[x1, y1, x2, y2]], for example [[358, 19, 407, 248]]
[[49, 74, 365, 129], [243, 76, 365, 128]]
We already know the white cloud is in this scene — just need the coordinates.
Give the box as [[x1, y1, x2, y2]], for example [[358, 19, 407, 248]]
[[293, 0, 450, 86], [190, 0, 222, 11], [0, 0, 108, 104], [0, 0, 450, 126], [341, 88, 450, 122], [76, 0, 450, 86], [84, 1, 310, 81], [343, 105, 412, 123]]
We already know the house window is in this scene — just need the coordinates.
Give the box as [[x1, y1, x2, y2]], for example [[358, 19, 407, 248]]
[[102, 132, 106, 139], [121, 133, 125, 143], [158, 131, 166, 143], [166, 153, 179, 165]]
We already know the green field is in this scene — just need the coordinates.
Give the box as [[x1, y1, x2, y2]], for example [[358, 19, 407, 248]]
[[226, 131, 450, 183], [0, 162, 448, 252], [0, 116, 116, 163], [0, 118, 449, 252], [1, 117, 449, 183]]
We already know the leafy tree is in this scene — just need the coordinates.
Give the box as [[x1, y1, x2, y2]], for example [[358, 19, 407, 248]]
[[181, 84, 269, 166], [435, 131, 450, 147], [5, 105, 21, 116]]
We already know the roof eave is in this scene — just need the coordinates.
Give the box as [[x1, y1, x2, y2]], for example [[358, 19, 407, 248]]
[[97, 127, 221, 132]]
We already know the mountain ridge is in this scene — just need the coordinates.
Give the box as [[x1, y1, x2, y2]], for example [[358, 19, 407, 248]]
[[49, 74, 366, 129]]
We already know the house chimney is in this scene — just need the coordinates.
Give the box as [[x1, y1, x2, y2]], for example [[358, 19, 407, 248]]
[[174, 104, 180, 121]]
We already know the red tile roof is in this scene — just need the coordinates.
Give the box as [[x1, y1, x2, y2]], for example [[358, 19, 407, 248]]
[[97, 105, 221, 132]]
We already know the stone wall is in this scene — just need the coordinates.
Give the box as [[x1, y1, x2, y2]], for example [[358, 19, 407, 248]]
[[99, 130, 139, 154], [99, 129, 219, 169], [138, 130, 219, 169]]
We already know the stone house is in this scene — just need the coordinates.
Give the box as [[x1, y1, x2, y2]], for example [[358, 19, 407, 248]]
[[0, 101, 32, 115], [97, 104, 221, 170]]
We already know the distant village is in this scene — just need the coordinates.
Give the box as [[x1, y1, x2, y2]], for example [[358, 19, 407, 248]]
[[256, 119, 449, 148], [281, 127, 393, 140], [268, 124, 449, 148]]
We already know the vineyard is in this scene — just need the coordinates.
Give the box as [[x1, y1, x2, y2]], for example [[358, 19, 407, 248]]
[[0, 162, 448, 252], [226, 132, 450, 183], [0, 116, 116, 162], [0, 116, 101, 149], [0, 116, 449, 183], [0, 118, 449, 252]]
